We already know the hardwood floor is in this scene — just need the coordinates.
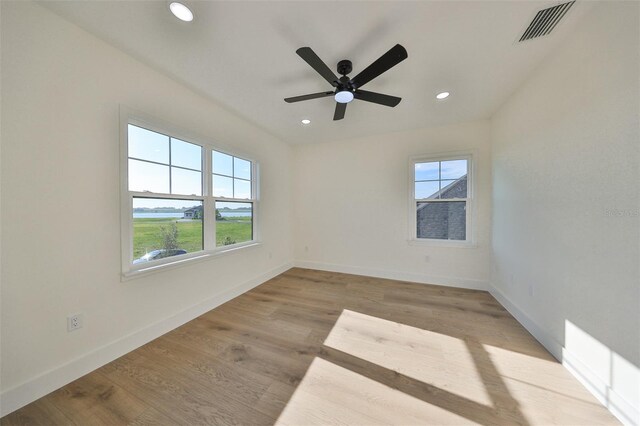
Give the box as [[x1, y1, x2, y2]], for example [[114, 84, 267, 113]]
[[2, 268, 618, 425]]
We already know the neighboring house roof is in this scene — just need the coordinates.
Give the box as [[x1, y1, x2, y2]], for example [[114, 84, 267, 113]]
[[417, 175, 467, 212], [184, 205, 203, 213]]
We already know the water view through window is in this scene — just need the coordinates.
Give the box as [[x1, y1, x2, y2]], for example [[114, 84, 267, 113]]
[[132, 198, 203, 263]]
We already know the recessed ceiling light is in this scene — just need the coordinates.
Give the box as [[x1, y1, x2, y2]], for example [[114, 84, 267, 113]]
[[301, 119, 311, 125], [169, 2, 194, 22], [436, 91, 450, 100]]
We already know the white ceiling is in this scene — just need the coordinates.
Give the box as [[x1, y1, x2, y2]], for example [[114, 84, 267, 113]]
[[42, 1, 589, 144]]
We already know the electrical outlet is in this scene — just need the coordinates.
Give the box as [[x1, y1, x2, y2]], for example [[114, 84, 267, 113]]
[[424, 255, 430, 263], [528, 284, 534, 297], [67, 314, 83, 332]]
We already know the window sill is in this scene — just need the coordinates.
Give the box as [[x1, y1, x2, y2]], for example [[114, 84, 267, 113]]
[[122, 241, 261, 282], [407, 239, 477, 249]]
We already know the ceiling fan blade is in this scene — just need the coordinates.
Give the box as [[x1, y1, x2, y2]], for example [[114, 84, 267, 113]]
[[333, 102, 347, 120], [284, 91, 334, 103], [296, 47, 340, 87], [350, 44, 408, 89], [354, 90, 401, 107]]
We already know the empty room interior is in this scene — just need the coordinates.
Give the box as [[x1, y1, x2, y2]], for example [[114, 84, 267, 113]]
[[1, 0, 638, 425]]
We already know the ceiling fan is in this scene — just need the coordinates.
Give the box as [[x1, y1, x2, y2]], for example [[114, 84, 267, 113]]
[[284, 44, 408, 121]]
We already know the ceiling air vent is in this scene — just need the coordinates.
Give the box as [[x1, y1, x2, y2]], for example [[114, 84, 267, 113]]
[[519, 1, 575, 42]]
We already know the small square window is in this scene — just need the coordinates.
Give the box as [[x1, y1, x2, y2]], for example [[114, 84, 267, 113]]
[[413, 157, 470, 242]]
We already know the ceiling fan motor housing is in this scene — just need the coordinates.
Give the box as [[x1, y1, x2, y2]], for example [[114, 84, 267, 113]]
[[337, 75, 353, 92], [337, 60, 353, 76]]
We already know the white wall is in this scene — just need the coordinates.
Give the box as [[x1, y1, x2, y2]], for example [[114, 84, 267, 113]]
[[0, 1, 293, 414], [490, 2, 639, 424], [294, 120, 492, 289], [2, 0, 638, 423]]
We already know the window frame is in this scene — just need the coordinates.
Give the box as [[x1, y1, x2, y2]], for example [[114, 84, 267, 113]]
[[120, 107, 260, 280], [211, 149, 257, 246], [408, 152, 475, 247]]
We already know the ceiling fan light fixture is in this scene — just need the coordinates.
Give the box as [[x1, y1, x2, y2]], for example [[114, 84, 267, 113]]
[[436, 91, 450, 100], [335, 90, 354, 104], [169, 2, 194, 22], [284, 44, 407, 121]]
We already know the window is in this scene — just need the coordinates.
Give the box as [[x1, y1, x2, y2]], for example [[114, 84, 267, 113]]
[[122, 117, 257, 275], [411, 156, 471, 243], [212, 151, 254, 246]]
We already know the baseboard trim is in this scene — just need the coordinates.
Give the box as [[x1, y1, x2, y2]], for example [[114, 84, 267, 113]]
[[0, 262, 293, 417], [487, 284, 562, 360], [562, 349, 639, 426], [294, 260, 488, 291], [489, 283, 639, 426]]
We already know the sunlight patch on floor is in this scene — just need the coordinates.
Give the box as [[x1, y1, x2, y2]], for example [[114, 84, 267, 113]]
[[271, 306, 620, 426], [323, 309, 493, 406], [275, 357, 471, 426], [483, 343, 600, 405]]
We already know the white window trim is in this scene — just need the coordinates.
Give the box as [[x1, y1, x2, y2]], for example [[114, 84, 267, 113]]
[[407, 151, 476, 248], [119, 106, 260, 280]]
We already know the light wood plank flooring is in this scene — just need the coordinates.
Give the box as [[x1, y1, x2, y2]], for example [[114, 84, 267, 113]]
[[2, 268, 618, 425]]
